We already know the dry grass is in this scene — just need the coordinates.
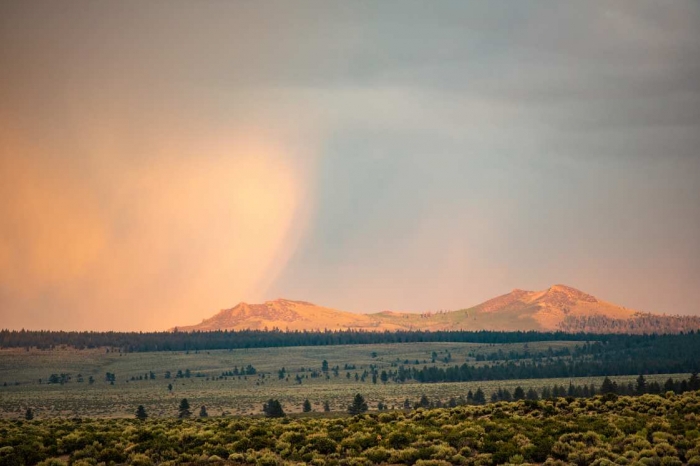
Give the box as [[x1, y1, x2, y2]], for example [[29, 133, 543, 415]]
[[0, 342, 685, 418]]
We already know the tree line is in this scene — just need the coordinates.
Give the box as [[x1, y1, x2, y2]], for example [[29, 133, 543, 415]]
[[1, 328, 699, 353], [559, 312, 700, 334], [396, 353, 699, 383]]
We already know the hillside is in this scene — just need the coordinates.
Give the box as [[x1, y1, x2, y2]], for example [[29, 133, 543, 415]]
[[174, 285, 700, 334], [173, 299, 381, 332]]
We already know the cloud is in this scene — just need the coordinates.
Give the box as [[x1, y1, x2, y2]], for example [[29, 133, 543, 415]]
[[1, 0, 699, 329], [0, 120, 310, 330]]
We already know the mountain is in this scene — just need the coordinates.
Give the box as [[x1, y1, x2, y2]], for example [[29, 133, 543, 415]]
[[174, 298, 379, 332], [173, 285, 700, 334]]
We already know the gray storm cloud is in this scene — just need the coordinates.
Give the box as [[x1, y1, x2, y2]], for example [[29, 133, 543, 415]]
[[1, 1, 699, 330]]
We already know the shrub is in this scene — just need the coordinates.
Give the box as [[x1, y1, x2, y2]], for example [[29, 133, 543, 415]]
[[129, 453, 154, 466], [364, 446, 391, 463], [310, 436, 338, 455]]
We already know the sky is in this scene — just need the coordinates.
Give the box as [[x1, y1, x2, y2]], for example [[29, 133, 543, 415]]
[[1, 1, 699, 331]]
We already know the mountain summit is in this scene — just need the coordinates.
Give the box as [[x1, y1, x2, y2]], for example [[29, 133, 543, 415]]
[[177, 298, 378, 332], [173, 285, 699, 334]]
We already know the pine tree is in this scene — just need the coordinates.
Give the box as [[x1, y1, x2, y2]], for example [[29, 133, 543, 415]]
[[263, 399, 285, 418], [348, 393, 368, 415], [199, 405, 208, 417], [419, 394, 430, 408], [473, 387, 486, 405], [636, 374, 647, 394], [601, 377, 616, 394], [24, 407, 34, 420], [501, 388, 512, 401], [664, 378, 675, 393], [526, 388, 539, 400], [690, 371, 700, 391], [178, 398, 191, 418], [302, 399, 312, 412], [323, 400, 330, 412], [513, 386, 525, 400], [135, 405, 147, 420]]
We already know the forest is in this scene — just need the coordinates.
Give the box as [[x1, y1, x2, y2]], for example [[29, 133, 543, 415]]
[[1, 329, 699, 354], [0, 329, 602, 351]]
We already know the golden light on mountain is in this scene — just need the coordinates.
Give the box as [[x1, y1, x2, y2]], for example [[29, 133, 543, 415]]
[[174, 285, 700, 334]]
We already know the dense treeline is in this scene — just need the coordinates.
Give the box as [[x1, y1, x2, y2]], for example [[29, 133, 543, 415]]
[[297, 334, 700, 385], [1, 328, 699, 352], [559, 312, 700, 334], [408, 373, 700, 408], [2, 390, 700, 465], [389, 334, 700, 382], [401, 354, 699, 383]]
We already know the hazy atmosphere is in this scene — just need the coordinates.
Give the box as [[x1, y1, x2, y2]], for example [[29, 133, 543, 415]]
[[1, 1, 699, 331]]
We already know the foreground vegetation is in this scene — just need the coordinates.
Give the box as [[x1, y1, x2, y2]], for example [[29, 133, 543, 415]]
[[2, 390, 700, 465]]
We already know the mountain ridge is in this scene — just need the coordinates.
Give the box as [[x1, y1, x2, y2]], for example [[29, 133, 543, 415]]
[[173, 285, 700, 334]]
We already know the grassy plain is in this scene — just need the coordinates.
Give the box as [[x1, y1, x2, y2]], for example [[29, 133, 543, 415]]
[[0, 342, 687, 419]]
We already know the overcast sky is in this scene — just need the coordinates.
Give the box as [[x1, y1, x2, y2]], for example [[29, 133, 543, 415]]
[[1, 1, 699, 330]]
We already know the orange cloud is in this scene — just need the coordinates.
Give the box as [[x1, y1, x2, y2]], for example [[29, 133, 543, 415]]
[[0, 124, 308, 330]]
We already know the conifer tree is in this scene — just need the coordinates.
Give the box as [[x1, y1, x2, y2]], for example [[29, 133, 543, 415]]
[[601, 377, 616, 394], [24, 407, 34, 420], [418, 394, 430, 408], [263, 399, 285, 418], [348, 393, 368, 415], [526, 388, 539, 400], [302, 399, 312, 412], [664, 378, 675, 393], [541, 386, 552, 399], [199, 405, 208, 417], [513, 386, 525, 400], [473, 387, 486, 404], [135, 405, 147, 421], [636, 374, 647, 394], [178, 398, 191, 418], [690, 371, 700, 391]]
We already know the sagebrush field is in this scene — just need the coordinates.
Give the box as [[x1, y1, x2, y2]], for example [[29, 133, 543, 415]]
[[2, 390, 700, 465]]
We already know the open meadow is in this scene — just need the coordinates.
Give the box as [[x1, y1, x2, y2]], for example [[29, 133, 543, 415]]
[[0, 341, 690, 419]]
